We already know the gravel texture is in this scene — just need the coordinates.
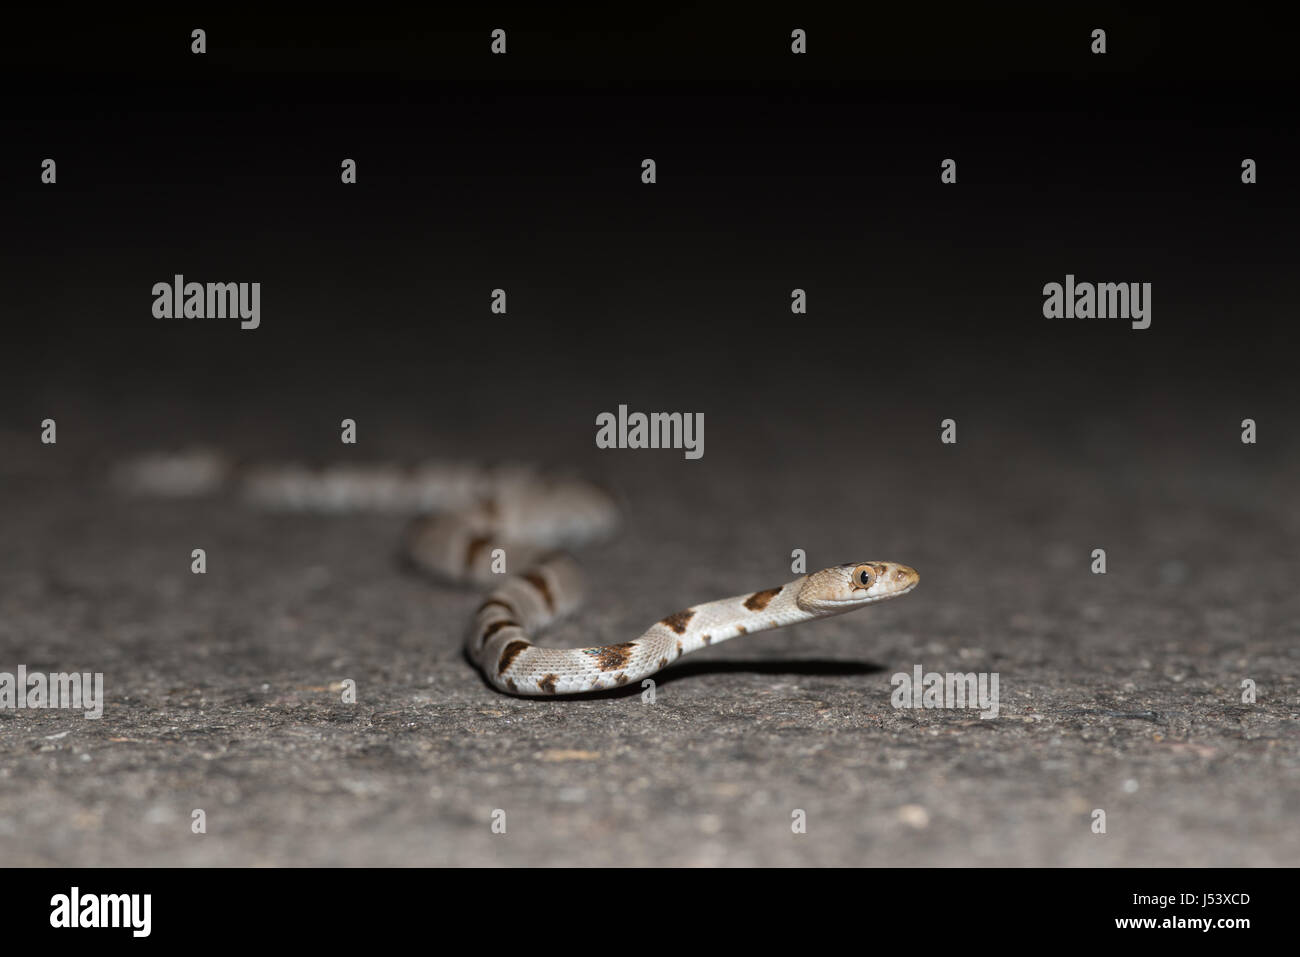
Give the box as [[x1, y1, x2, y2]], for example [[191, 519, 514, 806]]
[[2, 391, 1296, 867]]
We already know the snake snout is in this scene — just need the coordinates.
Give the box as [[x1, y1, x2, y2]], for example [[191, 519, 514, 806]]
[[886, 563, 920, 590]]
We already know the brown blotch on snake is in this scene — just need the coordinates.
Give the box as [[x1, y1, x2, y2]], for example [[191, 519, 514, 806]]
[[521, 571, 554, 612], [592, 642, 638, 671], [743, 587, 782, 612], [505, 678, 518, 693], [477, 598, 516, 617], [480, 620, 520, 646], [497, 639, 531, 675], [736, 625, 747, 635], [465, 536, 491, 569], [537, 674, 559, 694], [660, 609, 696, 634]]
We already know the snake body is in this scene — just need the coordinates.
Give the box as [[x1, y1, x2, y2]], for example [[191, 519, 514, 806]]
[[114, 452, 919, 695], [467, 554, 918, 695]]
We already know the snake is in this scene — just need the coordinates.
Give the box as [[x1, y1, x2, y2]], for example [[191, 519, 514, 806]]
[[113, 451, 920, 695]]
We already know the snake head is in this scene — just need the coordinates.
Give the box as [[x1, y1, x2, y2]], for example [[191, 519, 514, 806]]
[[796, 561, 919, 614]]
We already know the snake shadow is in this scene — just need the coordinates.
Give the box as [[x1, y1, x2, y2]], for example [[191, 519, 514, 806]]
[[467, 652, 890, 700]]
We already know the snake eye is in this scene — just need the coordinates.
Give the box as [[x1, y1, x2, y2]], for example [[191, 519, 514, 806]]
[[852, 564, 874, 588]]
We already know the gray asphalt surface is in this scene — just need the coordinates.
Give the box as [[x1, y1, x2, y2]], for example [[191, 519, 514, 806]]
[[1, 392, 1297, 867]]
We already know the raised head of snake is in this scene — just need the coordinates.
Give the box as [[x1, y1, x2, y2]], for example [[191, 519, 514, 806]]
[[795, 561, 919, 614]]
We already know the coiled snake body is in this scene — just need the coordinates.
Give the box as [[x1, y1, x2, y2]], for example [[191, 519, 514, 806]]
[[115, 453, 919, 695]]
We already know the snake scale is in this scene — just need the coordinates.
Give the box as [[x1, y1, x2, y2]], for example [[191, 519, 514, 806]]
[[114, 452, 920, 695]]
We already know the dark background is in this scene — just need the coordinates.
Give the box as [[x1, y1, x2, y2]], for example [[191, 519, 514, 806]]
[[0, 6, 1296, 867], [4, 7, 1296, 448]]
